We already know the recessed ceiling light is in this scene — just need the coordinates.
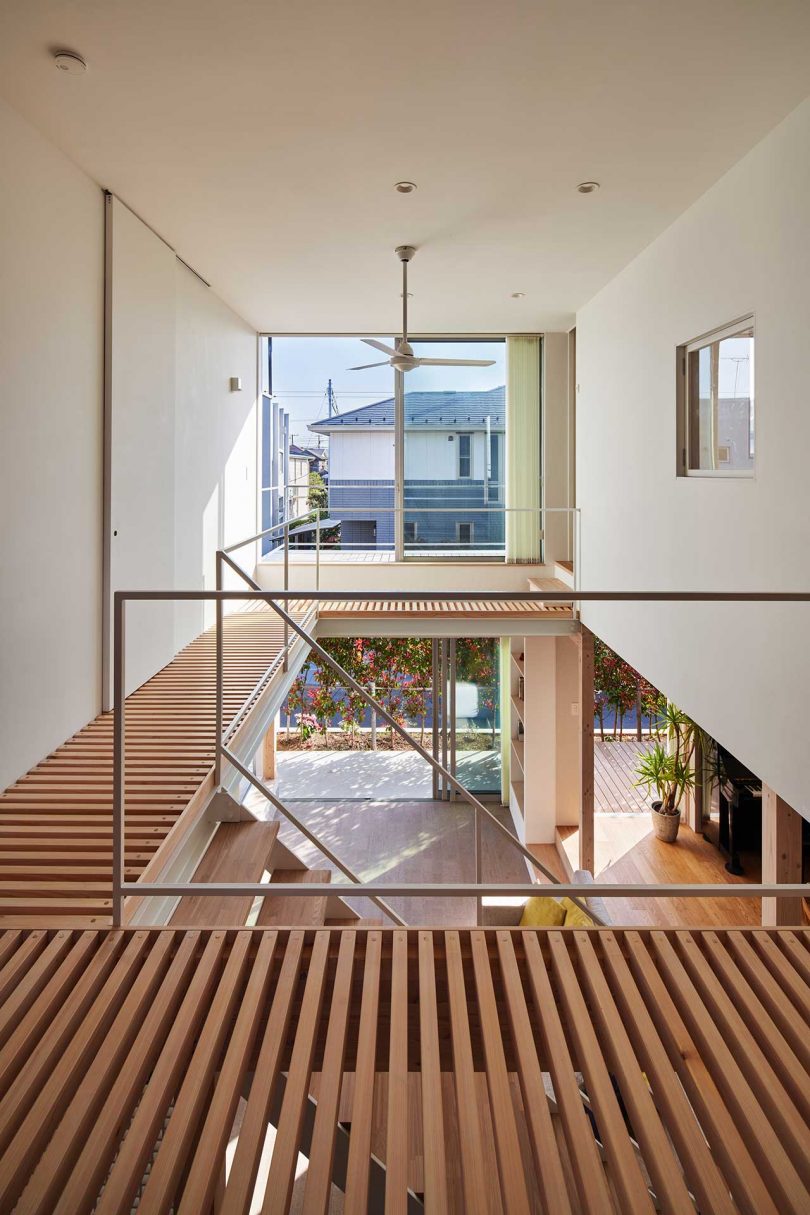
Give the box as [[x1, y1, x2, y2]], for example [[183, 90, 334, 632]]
[[53, 50, 87, 74], [577, 181, 600, 194], [511, 292, 526, 299], [394, 181, 417, 193]]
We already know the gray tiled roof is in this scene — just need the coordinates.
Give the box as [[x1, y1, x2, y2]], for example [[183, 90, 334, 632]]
[[309, 386, 505, 432]]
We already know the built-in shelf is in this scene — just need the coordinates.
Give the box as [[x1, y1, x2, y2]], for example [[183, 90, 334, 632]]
[[511, 652, 525, 676], [510, 779, 525, 817], [511, 737, 525, 773], [511, 695, 525, 725]]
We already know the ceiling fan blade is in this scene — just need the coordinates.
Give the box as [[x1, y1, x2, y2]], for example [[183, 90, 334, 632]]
[[348, 360, 391, 370], [362, 338, 399, 356], [415, 358, 497, 367]]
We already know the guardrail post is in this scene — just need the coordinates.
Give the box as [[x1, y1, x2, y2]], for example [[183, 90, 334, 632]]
[[112, 593, 126, 928], [283, 522, 290, 671], [215, 551, 224, 787]]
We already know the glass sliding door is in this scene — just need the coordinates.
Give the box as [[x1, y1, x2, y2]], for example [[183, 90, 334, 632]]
[[434, 637, 502, 798]]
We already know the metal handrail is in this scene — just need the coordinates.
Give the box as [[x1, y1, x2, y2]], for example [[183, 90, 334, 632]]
[[120, 880, 810, 899], [216, 550, 586, 924], [112, 586, 810, 928]]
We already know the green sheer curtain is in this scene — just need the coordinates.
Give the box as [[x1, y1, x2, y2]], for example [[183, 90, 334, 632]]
[[505, 336, 542, 562]]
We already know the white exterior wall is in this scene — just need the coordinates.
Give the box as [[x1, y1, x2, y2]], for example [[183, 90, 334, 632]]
[[577, 98, 810, 819], [328, 430, 394, 480], [0, 98, 104, 790], [404, 430, 487, 480], [328, 428, 491, 481]]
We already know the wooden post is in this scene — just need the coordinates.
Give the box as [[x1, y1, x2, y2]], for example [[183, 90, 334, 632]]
[[761, 785, 804, 925], [579, 627, 595, 874], [262, 715, 278, 782], [686, 735, 704, 834]]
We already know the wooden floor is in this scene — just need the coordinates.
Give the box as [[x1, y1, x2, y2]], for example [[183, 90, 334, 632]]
[[0, 926, 807, 1215], [247, 793, 534, 926], [0, 608, 304, 926], [595, 822, 762, 928]]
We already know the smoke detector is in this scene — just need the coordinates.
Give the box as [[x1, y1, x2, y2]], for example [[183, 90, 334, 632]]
[[54, 51, 87, 75]]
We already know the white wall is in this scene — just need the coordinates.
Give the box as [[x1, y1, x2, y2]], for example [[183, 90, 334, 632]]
[[173, 262, 258, 650], [256, 557, 549, 594], [0, 100, 259, 786], [107, 200, 258, 696], [0, 98, 104, 790], [108, 197, 177, 694], [577, 98, 810, 818]]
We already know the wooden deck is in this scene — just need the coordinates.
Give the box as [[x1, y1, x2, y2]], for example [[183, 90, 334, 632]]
[[0, 608, 305, 926], [0, 926, 807, 1214], [595, 739, 657, 813]]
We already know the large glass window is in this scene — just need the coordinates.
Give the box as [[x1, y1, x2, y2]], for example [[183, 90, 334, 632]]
[[679, 318, 754, 475], [261, 335, 511, 559], [404, 338, 506, 556]]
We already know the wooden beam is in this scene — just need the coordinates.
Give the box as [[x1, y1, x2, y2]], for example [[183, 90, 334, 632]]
[[762, 786, 804, 926], [261, 715, 278, 782], [578, 627, 595, 873]]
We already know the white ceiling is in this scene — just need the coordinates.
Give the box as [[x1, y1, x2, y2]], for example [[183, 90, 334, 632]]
[[1, 0, 809, 333]]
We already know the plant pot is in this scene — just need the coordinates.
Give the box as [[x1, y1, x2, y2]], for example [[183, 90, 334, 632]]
[[651, 800, 681, 843]]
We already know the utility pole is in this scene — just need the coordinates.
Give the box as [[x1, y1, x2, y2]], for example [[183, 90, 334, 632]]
[[326, 378, 338, 417]]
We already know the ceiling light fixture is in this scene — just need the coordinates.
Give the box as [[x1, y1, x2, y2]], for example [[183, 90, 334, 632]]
[[511, 292, 526, 299], [394, 181, 417, 193], [53, 50, 87, 74], [577, 181, 600, 194]]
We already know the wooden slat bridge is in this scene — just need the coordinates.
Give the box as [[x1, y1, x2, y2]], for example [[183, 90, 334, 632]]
[[0, 607, 307, 926], [0, 925, 808, 1214], [313, 598, 572, 619]]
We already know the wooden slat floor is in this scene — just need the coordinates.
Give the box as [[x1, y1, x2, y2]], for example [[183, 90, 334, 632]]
[[0, 926, 807, 1215], [0, 608, 305, 926], [314, 598, 572, 618]]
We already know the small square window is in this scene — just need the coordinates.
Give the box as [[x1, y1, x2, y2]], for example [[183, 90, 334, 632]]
[[457, 521, 473, 545], [404, 520, 418, 544], [677, 318, 754, 476]]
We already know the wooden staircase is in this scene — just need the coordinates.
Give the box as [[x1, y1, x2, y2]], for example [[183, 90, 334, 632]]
[[169, 820, 384, 929]]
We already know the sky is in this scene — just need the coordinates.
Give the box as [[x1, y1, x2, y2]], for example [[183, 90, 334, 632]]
[[271, 337, 506, 446]]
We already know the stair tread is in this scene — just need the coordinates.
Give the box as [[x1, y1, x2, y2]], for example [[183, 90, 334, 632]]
[[169, 820, 279, 927], [257, 866, 331, 927]]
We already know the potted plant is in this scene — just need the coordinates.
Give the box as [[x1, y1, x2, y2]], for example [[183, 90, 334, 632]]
[[633, 702, 697, 842]]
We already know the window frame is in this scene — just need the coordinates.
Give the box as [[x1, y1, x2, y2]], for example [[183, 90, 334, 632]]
[[676, 315, 755, 479], [456, 432, 473, 479]]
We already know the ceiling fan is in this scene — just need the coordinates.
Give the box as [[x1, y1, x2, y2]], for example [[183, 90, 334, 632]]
[[348, 246, 496, 373]]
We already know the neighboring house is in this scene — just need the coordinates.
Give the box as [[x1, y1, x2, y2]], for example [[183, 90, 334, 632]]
[[309, 387, 505, 551], [287, 443, 313, 520]]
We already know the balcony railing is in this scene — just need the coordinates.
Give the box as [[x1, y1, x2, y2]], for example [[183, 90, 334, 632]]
[[111, 575, 810, 928]]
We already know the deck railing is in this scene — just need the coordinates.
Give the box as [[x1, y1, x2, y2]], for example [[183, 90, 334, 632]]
[[111, 583, 810, 927]]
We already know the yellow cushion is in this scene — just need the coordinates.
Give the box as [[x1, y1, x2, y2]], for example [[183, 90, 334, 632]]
[[519, 896, 566, 927], [560, 897, 595, 928]]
